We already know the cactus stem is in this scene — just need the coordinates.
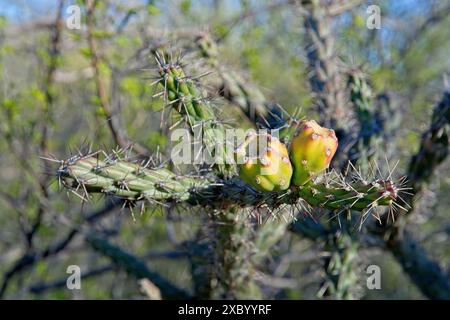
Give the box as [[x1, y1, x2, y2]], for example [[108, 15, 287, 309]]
[[54, 149, 400, 226]]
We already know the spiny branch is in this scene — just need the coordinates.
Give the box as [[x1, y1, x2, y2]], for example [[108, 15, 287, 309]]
[[0, 200, 120, 298], [55, 151, 399, 215], [408, 91, 450, 194], [195, 34, 287, 130], [154, 52, 234, 176], [370, 90, 450, 300]]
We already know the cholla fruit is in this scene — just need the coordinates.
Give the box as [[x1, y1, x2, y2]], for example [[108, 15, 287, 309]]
[[236, 133, 293, 192], [290, 120, 338, 186]]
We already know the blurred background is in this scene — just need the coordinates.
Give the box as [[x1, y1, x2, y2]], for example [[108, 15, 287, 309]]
[[0, 0, 448, 299]]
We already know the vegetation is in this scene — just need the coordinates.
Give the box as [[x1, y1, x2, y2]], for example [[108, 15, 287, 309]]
[[0, 0, 449, 300]]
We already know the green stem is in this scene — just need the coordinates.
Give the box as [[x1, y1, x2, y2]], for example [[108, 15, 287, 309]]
[[58, 155, 397, 213]]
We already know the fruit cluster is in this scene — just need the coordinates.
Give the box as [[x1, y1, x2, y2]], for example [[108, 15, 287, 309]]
[[237, 120, 338, 192]]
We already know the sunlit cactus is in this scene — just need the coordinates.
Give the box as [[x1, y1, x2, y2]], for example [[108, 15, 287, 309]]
[[52, 53, 404, 301], [54, 58, 401, 216], [1, 0, 449, 303]]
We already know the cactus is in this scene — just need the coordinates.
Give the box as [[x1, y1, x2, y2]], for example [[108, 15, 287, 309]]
[[290, 120, 338, 186], [55, 60, 399, 216], [347, 69, 383, 168], [302, 0, 349, 130], [1, 0, 446, 303], [195, 34, 286, 130], [236, 133, 293, 192], [155, 53, 233, 176], [408, 91, 450, 193], [319, 229, 361, 300], [57, 151, 398, 213], [54, 53, 401, 301], [57, 152, 212, 205]]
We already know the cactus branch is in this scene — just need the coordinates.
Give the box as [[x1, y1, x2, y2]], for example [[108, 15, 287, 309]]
[[408, 91, 450, 193], [296, 178, 396, 211], [387, 230, 450, 300], [155, 53, 234, 176], [318, 229, 361, 300], [347, 70, 402, 169], [369, 90, 450, 300], [347, 70, 381, 164], [301, 0, 350, 129], [57, 152, 398, 215], [196, 34, 286, 129]]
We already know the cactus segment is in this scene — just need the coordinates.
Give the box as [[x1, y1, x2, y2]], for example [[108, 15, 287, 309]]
[[296, 178, 397, 211], [196, 34, 287, 130], [158, 60, 215, 122], [236, 133, 293, 192], [290, 120, 338, 186], [57, 155, 211, 203], [155, 54, 233, 176]]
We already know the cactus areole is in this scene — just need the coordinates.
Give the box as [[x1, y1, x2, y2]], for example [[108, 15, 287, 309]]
[[290, 120, 338, 186], [237, 133, 293, 192]]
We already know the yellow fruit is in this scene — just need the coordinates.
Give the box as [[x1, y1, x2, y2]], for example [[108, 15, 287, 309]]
[[290, 120, 338, 186]]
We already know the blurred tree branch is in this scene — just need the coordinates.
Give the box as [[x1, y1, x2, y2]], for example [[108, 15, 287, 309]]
[[27, 248, 187, 295], [85, 0, 151, 157], [397, 3, 450, 60], [30, 0, 66, 250], [85, 234, 190, 299], [0, 199, 121, 298]]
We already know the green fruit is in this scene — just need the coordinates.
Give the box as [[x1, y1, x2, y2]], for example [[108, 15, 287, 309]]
[[237, 133, 293, 192]]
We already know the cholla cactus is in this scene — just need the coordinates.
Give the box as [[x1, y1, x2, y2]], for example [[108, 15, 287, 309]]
[[57, 55, 399, 213], [195, 34, 286, 130], [57, 151, 398, 212], [54, 53, 402, 299], [319, 230, 361, 300]]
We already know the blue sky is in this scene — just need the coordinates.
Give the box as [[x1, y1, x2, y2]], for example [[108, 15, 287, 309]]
[[0, 0, 59, 21], [0, 0, 431, 23]]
